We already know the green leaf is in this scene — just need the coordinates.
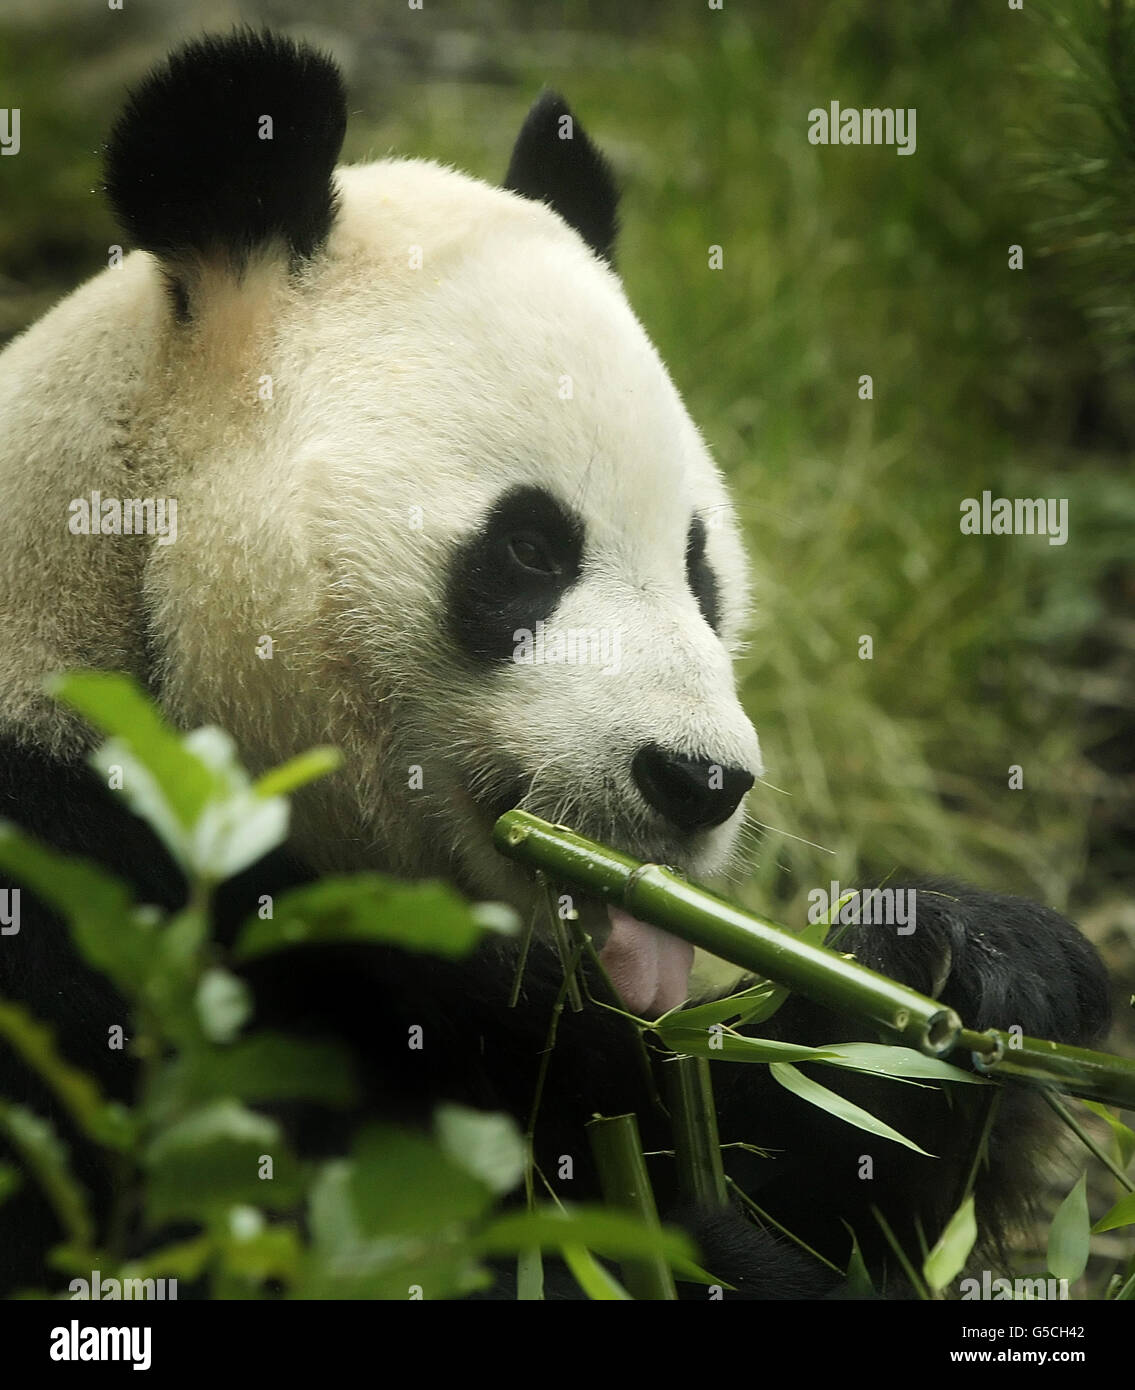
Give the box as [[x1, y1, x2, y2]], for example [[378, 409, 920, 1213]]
[[1082, 1101, 1135, 1169], [435, 1105, 525, 1196], [842, 1224, 875, 1298], [195, 969, 252, 1044], [812, 1042, 990, 1086], [149, 1034, 359, 1121], [561, 1245, 631, 1300], [517, 1247, 544, 1301], [0, 1101, 94, 1247], [51, 671, 218, 832], [0, 1000, 135, 1151], [800, 892, 854, 947], [346, 1126, 494, 1239], [307, 1160, 358, 1254], [0, 1162, 22, 1208], [233, 875, 517, 963], [658, 981, 789, 1030], [654, 1026, 835, 1065], [144, 1100, 303, 1224], [253, 748, 343, 800], [57, 674, 291, 882], [0, 823, 153, 995], [302, 1159, 489, 1299], [923, 1195, 977, 1291], [476, 1207, 697, 1268], [1092, 1190, 1135, 1234], [1047, 1172, 1091, 1283], [770, 1063, 933, 1155], [177, 728, 289, 880], [734, 984, 791, 1026], [217, 1209, 301, 1283], [118, 1235, 214, 1282], [138, 910, 211, 1044]]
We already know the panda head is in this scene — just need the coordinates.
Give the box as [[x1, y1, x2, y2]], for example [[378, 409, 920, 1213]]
[[99, 32, 763, 1012]]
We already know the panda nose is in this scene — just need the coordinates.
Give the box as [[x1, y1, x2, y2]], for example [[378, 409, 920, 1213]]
[[631, 744, 755, 834]]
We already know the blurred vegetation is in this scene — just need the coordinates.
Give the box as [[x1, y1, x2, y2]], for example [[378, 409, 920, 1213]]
[[0, 673, 709, 1298]]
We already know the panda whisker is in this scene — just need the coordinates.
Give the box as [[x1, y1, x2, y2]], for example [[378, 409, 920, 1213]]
[[744, 818, 837, 857], [754, 776, 792, 797]]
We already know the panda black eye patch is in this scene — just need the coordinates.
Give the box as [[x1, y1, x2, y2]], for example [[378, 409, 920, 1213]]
[[686, 514, 720, 632], [446, 485, 585, 663]]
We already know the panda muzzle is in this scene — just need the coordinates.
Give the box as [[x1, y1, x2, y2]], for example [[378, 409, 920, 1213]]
[[599, 906, 694, 1019]]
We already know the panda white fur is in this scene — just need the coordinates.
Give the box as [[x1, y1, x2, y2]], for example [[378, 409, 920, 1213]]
[[0, 31, 1111, 1299]]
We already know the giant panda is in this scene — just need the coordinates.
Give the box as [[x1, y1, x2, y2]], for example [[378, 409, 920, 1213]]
[[0, 30, 1111, 1300]]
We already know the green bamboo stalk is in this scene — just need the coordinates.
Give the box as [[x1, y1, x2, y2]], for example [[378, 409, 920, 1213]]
[[542, 876, 584, 1014], [665, 1056, 728, 1209], [495, 811, 960, 1053], [586, 1113, 677, 1300], [964, 1030, 1135, 1111], [493, 810, 1135, 1111], [1040, 1091, 1135, 1192]]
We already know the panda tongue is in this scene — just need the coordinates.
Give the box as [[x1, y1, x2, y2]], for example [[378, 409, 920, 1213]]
[[599, 906, 694, 1018]]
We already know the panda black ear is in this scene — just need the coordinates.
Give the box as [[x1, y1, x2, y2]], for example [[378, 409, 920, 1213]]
[[104, 29, 346, 290], [504, 92, 619, 264]]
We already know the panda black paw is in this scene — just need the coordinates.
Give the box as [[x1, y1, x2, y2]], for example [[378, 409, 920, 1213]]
[[844, 880, 1110, 1047]]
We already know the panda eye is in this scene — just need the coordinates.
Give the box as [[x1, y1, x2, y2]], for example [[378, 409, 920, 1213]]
[[686, 514, 720, 632], [507, 531, 560, 576], [447, 486, 584, 663]]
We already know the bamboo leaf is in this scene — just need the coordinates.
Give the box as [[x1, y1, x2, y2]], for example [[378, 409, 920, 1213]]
[[842, 1223, 875, 1298], [476, 1207, 696, 1268], [660, 981, 788, 1030], [1082, 1101, 1135, 1168], [1092, 1190, 1135, 1234], [814, 1042, 990, 1086], [923, 1195, 977, 1291], [655, 1026, 835, 1064], [770, 1063, 933, 1155], [800, 892, 853, 947], [561, 1245, 631, 1300], [1047, 1172, 1091, 1282]]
